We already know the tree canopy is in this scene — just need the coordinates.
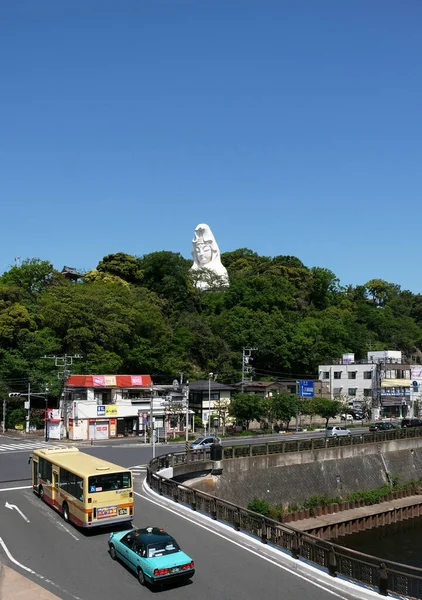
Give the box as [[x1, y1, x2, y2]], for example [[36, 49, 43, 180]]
[[0, 249, 421, 399]]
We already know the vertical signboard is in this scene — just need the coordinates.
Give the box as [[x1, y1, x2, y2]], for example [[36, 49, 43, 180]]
[[299, 380, 314, 398]]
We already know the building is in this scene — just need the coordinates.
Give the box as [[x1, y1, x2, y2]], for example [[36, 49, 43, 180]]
[[63, 374, 194, 441], [188, 380, 236, 429], [238, 379, 329, 398], [318, 351, 422, 420]]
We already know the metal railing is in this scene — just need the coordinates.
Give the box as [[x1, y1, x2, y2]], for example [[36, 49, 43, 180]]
[[146, 428, 422, 598]]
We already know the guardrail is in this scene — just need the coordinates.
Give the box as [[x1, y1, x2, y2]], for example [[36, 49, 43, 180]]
[[147, 428, 422, 598]]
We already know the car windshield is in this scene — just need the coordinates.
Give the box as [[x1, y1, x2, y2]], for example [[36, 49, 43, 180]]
[[192, 437, 206, 445], [326, 427, 333, 431], [147, 539, 180, 558]]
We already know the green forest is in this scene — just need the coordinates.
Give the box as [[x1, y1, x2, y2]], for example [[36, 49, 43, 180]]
[[1, 250, 422, 404]]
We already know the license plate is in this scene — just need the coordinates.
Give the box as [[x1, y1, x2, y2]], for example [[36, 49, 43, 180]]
[[171, 567, 180, 574]]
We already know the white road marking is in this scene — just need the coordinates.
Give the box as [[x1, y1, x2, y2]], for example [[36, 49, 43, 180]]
[[0, 485, 32, 492], [137, 481, 382, 600], [0, 537, 83, 599], [5, 501, 30, 522]]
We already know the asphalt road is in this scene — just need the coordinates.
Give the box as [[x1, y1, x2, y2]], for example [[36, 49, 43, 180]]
[[0, 472, 367, 600]]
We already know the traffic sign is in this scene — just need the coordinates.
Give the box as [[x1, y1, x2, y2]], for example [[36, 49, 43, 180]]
[[299, 380, 314, 398]]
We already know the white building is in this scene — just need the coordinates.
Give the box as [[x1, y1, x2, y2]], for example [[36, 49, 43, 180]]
[[319, 351, 422, 420], [60, 375, 193, 441]]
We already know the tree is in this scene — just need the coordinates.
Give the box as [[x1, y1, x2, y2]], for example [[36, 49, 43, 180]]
[[228, 393, 263, 429], [312, 397, 342, 428], [0, 259, 64, 300], [211, 397, 230, 435], [97, 253, 144, 284], [270, 393, 298, 430]]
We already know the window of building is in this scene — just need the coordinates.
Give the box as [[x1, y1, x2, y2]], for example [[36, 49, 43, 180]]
[[363, 389, 372, 397], [348, 388, 357, 396], [322, 372, 329, 379], [333, 388, 342, 395], [69, 388, 87, 401], [94, 390, 112, 405], [363, 372, 372, 380], [348, 372, 357, 379], [333, 372, 342, 379]]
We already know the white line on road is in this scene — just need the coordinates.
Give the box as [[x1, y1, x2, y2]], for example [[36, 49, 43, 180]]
[[0, 485, 31, 492], [137, 483, 381, 600], [0, 537, 84, 600], [5, 501, 30, 522]]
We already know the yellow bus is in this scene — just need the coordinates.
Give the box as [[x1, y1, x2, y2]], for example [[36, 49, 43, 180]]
[[30, 446, 134, 528]]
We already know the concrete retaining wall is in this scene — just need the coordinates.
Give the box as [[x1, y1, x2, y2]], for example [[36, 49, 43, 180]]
[[185, 438, 422, 507]]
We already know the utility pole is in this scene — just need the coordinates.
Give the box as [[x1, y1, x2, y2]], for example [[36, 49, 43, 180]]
[[149, 382, 155, 458], [241, 347, 257, 392], [26, 382, 31, 434], [42, 354, 83, 439], [184, 381, 190, 454]]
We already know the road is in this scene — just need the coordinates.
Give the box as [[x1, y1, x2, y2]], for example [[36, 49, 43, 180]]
[[0, 433, 376, 600]]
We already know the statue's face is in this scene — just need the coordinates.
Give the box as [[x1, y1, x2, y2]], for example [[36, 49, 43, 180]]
[[195, 242, 213, 266]]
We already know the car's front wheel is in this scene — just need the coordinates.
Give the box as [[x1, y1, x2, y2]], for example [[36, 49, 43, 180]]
[[137, 568, 146, 586], [109, 544, 117, 560]]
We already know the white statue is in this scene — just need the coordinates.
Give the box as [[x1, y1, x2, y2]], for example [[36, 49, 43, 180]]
[[190, 223, 229, 290]]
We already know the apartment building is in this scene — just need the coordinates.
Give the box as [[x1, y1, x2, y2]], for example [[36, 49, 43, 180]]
[[319, 351, 422, 420]]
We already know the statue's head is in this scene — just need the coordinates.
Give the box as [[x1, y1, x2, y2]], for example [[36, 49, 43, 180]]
[[192, 224, 220, 267]]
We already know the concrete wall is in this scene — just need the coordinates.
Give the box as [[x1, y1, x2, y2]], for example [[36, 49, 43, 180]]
[[183, 438, 422, 508]]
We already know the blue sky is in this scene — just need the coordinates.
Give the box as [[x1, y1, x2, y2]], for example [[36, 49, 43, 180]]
[[1, 1, 421, 293]]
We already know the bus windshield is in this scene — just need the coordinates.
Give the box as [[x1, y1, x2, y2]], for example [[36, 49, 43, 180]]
[[88, 472, 132, 493]]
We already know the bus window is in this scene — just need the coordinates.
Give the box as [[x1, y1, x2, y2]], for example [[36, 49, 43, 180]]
[[88, 472, 131, 493]]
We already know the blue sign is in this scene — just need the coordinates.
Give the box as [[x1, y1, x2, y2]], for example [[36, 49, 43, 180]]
[[299, 380, 314, 398], [97, 405, 106, 417]]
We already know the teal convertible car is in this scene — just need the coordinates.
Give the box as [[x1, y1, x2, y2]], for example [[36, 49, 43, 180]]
[[108, 526, 195, 586]]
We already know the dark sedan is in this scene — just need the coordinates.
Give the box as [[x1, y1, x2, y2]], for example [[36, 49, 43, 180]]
[[401, 418, 422, 428], [369, 422, 397, 432]]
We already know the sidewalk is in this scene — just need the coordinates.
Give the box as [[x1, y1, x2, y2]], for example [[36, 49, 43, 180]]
[[291, 494, 422, 532], [0, 564, 61, 600]]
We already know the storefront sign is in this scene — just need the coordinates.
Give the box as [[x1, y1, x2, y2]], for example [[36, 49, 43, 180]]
[[104, 376, 117, 386], [97, 405, 106, 416], [109, 419, 116, 437], [93, 376, 106, 387], [105, 405, 118, 416], [131, 376, 144, 386]]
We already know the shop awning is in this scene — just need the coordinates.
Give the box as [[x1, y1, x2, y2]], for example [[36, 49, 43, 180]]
[[66, 375, 153, 388]]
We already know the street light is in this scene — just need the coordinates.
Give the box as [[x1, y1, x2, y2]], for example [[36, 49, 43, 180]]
[[208, 373, 214, 436]]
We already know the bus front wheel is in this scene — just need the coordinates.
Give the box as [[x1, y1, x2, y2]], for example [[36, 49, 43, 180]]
[[62, 502, 70, 523], [38, 485, 44, 500]]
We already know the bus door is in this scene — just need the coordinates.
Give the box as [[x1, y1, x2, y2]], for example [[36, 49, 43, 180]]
[[52, 469, 59, 506], [32, 459, 39, 490]]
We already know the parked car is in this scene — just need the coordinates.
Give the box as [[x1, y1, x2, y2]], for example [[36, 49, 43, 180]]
[[108, 526, 195, 586], [401, 418, 422, 428], [369, 422, 397, 432], [189, 436, 221, 450], [340, 413, 353, 422], [325, 426, 351, 437]]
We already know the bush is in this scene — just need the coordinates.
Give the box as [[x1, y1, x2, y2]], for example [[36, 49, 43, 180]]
[[247, 497, 271, 517], [7, 408, 25, 430]]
